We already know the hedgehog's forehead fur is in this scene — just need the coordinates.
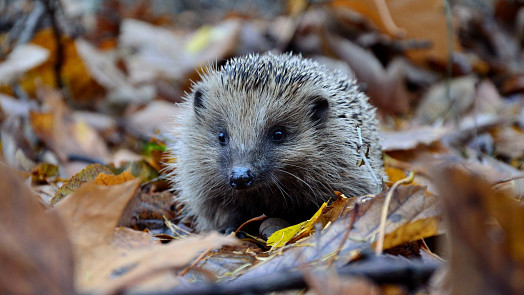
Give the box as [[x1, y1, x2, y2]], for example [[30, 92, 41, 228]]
[[192, 53, 350, 138]]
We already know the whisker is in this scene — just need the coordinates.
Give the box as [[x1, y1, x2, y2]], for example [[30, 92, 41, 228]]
[[275, 168, 320, 205]]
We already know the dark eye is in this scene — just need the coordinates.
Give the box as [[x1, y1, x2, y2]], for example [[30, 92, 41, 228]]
[[218, 131, 227, 145], [270, 127, 286, 143]]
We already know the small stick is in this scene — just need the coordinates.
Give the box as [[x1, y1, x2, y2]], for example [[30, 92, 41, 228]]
[[492, 175, 524, 186], [375, 171, 414, 255], [179, 248, 212, 276], [234, 214, 267, 236]]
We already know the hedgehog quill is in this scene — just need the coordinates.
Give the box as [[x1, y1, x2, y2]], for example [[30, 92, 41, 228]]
[[166, 53, 384, 232]]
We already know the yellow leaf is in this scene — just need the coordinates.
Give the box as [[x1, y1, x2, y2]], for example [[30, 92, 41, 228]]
[[381, 217, 441, 250], [185, 26, 212, 53], [267, 202, 327, 250], [267, 221, 306, 249]]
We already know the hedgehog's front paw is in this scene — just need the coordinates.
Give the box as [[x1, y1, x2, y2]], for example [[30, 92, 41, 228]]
[[220, 226, 236, 235]]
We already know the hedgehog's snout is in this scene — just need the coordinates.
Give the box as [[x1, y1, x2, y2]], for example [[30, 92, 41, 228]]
[[229, 167, 255, 189]]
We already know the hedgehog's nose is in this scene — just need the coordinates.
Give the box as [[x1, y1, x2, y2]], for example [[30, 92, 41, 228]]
[[230, 167, 254, 189]]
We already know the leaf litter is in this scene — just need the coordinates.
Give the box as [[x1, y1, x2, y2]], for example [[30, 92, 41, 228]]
[[1, 0, 524, 294]]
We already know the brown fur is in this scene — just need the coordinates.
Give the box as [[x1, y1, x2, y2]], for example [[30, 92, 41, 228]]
[[166, 53, 383, 231]]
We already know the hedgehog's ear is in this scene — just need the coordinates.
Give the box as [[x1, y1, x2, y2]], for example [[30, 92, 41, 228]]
[[193, 89, 205, 113], [310, 96, 329, 126]]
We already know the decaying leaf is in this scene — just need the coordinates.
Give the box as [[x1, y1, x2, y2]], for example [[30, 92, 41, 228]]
[[51, 163, 112, 206]]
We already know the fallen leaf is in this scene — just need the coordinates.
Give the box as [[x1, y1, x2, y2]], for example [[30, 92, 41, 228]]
[[267, 202, 327, 250], [433, 164, 524, 294], [331, 0, 462, 65], [0, 44, 49, 84], [239, 184, 440, 279], [75, 38, 155, 105], [415, 76, 478, 124], [53, 178, 236, 293], [29, 87, 109, 164], [493, 125, 524, 160], [124, 100, 182, 139], [0, 163, 74, 295], [24, 28, 106, 104], [381, 126, 449, 151], [51, 163, 112, 206]]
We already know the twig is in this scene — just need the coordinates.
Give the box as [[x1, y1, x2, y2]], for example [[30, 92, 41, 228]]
[[375, 171, 415, 256], [16, 1, 46, 47], [129, 256, 441, 295], [178, 248, 212, 276], [234, 214, 266, 236], [492, 175, 524, 186], [40, 0, 66, 92], [442, 0, 458, 125]]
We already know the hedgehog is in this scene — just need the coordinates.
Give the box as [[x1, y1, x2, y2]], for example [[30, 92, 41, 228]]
[[166, 53, 384, 232]]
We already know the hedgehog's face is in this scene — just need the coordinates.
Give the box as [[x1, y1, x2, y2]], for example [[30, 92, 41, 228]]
[[188, 78, 331, 196]]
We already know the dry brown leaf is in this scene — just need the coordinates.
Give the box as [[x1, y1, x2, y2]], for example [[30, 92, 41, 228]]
[[118, 181, 176, 230], [0, 163, 74, 295], [53, 180, 141, 251], [53, 178, 236, 293], [119, 18, 240, 85], [324, 33, 412, 115], [331, 0, 462, 65], [381, 126, 449, 151], [23, 28, 106, 103], [433, 164, 524, 294], [124, 100, 182, 138], [75, 38, 154, 105], [493, 126, 524, 160], [415, 76, 478, 124], [29, 88, 109, 165]]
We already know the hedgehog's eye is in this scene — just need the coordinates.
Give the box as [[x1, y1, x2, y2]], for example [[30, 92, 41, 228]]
[[269, 127, 286, 143], [218, 131, 228, 145]]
